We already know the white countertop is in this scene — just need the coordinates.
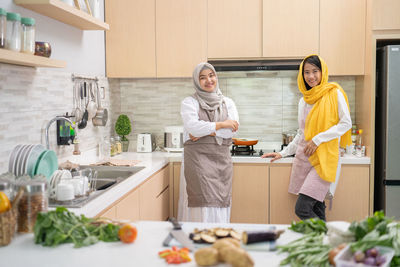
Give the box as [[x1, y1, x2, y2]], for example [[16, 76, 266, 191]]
[[61, 150, 370, 217], [0, 221, 302, 267]]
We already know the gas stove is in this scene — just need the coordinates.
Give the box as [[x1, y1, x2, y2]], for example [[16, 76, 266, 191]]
[[231, 145, 270, 157]]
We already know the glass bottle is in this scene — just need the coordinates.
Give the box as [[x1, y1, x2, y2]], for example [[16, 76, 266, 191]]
[[21, 17, 35, 54], [115, 136, 122, 154], [0, 8, 6, 48], [14, 177, 48, 233], [5, 12, 21, 51], [356, 129, 364, 157]]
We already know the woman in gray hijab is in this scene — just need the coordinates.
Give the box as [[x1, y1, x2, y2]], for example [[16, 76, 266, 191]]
[[178, 62, 239, 223]]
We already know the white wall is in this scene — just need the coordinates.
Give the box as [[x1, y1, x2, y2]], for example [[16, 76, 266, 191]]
[[0, 0, 105, 76]]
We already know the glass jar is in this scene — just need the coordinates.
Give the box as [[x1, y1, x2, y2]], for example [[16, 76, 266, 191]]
[[99, 136, 111, 161], [0, 8, 6, 48], [115, 136, 122, 154], [0, 178, 12, 200], [5, 12, 21, 52], [110, 137, 116, 157], [15, 178, 48, 233], [21, 17, 35, 54]]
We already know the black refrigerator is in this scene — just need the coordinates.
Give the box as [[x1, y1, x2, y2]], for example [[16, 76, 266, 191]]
[[375, 44, 400, 219]]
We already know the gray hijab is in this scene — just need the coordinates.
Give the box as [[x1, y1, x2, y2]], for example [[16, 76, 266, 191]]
[[192, 63, 226, 145]]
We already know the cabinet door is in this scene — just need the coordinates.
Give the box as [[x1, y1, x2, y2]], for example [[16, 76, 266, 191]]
[[326, 165, 369, 222], [105, 0, 156, 78], [269, 165, 298, 224], [97, 206, 117, 220], [263, 0, 319, 58], [139, 166, 170, 221], [115, 189, 140, 221], [172, 163, 181, 219], [231, 164, 269, 224], [373, 0, 400, 30], [320, 0, 366, 75], [208, 0, 262, 58], [156, 0, 207, 77]]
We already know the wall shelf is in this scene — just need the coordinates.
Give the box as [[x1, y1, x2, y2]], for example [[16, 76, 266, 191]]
[[0, 48, 66, 68], [14, 0, 110, 30]]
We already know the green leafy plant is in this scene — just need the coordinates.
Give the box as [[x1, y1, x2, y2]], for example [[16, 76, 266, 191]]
[[115, 114, 132, 141]]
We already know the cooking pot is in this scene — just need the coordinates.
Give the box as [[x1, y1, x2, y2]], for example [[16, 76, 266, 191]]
[[232, 138, 258, 146]]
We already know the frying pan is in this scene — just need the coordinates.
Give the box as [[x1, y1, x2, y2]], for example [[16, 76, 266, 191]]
[[232, 138, 258, 146]]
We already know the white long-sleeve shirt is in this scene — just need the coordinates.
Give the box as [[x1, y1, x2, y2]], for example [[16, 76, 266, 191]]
[[280, 89, 352, 157], [181, 96, 239, 142]]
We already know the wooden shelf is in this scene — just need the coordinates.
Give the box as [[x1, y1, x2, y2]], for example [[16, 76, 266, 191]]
[[14, 0, 109, 30], [0, 48, 66, 68]]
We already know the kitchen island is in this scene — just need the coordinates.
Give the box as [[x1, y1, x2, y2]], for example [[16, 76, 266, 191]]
[[0, 220, 302, 267]]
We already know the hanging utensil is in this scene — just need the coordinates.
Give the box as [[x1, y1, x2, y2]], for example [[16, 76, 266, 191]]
[[87, 82, 98, 120], [78, 82, 88, 129], [73, 82, 83, 122], [92, 81, 108, 127]]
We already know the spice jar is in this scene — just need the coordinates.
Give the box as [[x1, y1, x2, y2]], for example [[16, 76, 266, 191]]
[[5, 12, 21, 52], [21, 17, 35, 54], [15, 178, 48, 233], [115, 136, 122, 154], [0, 8, 6, 48], [110, 137, 117, 157]]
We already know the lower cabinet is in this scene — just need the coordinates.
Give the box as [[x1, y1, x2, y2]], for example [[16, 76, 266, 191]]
[[269, 164, 370, 224], [231, 164, 269, 224], [97, 165, 170, 221]]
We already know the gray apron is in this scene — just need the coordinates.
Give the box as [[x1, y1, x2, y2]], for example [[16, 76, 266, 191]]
[[184, 104, 233, 208]]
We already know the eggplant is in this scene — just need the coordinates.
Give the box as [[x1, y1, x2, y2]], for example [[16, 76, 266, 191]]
[[242, 230, 284, 244]]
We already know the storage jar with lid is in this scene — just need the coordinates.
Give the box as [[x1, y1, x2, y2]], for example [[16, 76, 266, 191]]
[[115, 136, 122, 154], [0, 178, 12, 200], [5, 12, 21, 51], [0, 8, 6, 48], [110, 137, 116, 157], [14, 177, 48, 233], [21, 17, 35, 54]]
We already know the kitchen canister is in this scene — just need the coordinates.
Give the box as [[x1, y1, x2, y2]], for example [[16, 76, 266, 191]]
[[14, 177, 48, 233], [21, 17, 35, 54], [5, 12, 21, 52], [0, 8, 6, 48]]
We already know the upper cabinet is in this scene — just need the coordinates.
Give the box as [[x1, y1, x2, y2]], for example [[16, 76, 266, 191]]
[[207, 0, 262, 59], [14, 0, 109, 30], [320, 0, 366, 75], [156, 0, 207, 77], [263, 0, 319, 58], [372, 0, 400, 30], [105, 0, 156, 78]]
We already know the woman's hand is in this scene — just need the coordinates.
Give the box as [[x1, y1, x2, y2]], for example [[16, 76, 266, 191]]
[[261, 152, 282, 162], [216, 120, 239, 132], [189, 133, 200, 142], [304, 140, 317, 156]]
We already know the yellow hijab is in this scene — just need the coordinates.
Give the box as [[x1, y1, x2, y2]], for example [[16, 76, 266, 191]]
[[298, 55, 352, 183]]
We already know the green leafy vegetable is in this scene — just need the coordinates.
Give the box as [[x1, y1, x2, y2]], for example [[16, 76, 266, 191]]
[[289, 218, 327, 234], [34, 207, 121, 248], [349, 210, 391, 240]]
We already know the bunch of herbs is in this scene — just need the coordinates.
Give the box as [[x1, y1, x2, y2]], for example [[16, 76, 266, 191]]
[[289, 218, 327, 234]]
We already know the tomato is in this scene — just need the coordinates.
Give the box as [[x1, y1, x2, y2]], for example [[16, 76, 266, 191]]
[[118, 224, 137, 243], [0, 192, 11, 214]]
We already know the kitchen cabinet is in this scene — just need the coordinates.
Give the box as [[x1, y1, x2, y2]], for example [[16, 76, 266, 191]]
[[372, 0, 400, 30], [172, 162, 181, 219], [207, 0, 262, 59], [269, 164, 370, 224], [320, 0, 366, 75], [231, 163, 269, 224], [262, 0, 319, 58], [326, 165, 370, 222], [97, 165, 169, 221], [269, 164, 298, 224], [156, 0, 207, 77], [105, 0, 156, 78], [14, 0, 109, 30]]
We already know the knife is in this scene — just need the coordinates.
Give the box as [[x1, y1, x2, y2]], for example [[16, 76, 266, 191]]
[[163, 217, 195, 251]]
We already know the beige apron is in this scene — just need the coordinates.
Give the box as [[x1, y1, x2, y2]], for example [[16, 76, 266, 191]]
[[184, 104, 233, 208]]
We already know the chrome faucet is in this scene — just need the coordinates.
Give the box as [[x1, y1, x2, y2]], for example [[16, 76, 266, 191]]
[[45, 117, 76, 149]]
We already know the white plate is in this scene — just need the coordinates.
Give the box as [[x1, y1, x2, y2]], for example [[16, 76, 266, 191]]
[[8, 144, 22, 173], [13, 145, 25, 176], [22, 145, 34, 175], [26, 144, 45, 177], [18, 144, 33, 176], [16, 145, 29, 176]]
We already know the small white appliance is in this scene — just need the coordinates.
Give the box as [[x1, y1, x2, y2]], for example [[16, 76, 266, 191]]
[[137, 133, 155, 153], [164, 126, 184, 152]]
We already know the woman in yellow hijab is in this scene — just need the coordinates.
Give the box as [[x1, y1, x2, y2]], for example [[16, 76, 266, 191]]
[[262, 55, 352, 220]]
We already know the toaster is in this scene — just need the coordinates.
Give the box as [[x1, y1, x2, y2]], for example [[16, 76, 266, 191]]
[[137, 133, 156, 153]]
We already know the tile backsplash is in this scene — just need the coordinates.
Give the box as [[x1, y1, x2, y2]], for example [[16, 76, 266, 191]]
[[0, 63, 112, 173], [111, 71, 356, 151]]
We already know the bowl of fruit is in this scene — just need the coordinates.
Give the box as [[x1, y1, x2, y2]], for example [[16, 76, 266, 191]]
[[334, 245, 394, 267]]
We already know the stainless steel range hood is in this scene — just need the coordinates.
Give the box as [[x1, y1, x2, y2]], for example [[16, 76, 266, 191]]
[[208, 59, 302, 71]]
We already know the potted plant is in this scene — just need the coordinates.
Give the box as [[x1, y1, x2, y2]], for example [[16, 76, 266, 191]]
[[115, 114, 132, 152]]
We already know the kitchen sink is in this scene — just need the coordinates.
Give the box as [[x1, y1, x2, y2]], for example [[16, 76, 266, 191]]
[[49, 165, 145, 208]]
